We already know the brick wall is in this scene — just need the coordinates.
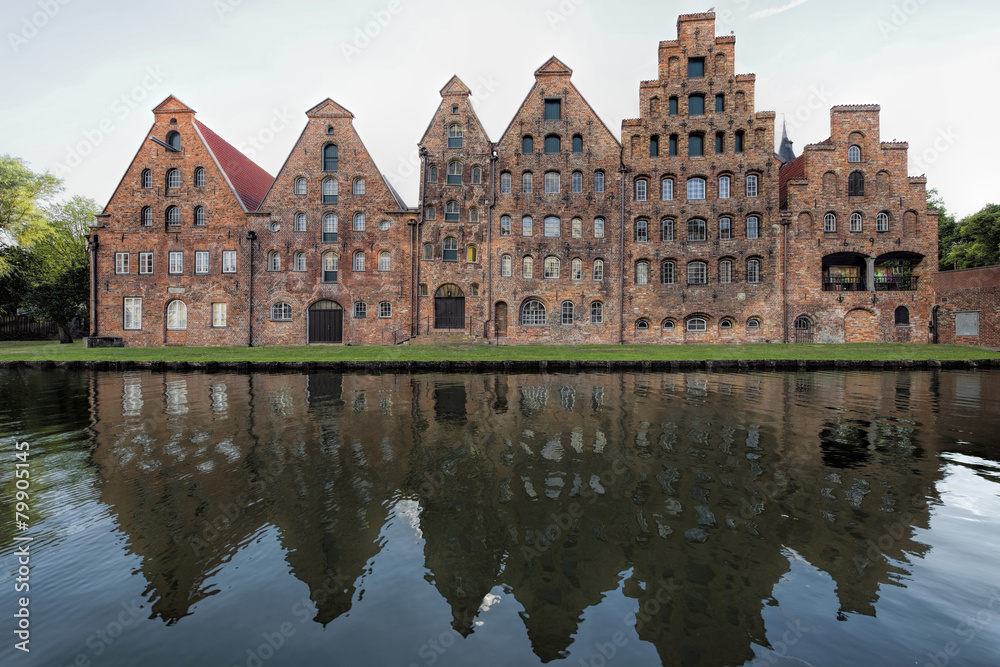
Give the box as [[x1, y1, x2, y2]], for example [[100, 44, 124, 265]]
[[935, 266, 1000, 347]]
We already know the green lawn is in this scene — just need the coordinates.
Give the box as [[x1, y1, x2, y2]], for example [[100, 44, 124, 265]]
[[0, 340, 995, 363]]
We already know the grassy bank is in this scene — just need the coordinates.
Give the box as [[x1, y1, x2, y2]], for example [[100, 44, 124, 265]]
[[0, 340, 995, 363]]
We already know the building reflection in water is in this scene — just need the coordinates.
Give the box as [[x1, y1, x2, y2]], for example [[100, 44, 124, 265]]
[[87, 369, 998, 663]]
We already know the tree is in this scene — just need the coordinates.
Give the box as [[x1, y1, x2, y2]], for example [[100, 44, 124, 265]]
[[948, 203, 1000, 271], [0, 247, 36, 316], [20, 196, 98, 343], [928, 188, 959, 271], [0, 155, 62, 275]]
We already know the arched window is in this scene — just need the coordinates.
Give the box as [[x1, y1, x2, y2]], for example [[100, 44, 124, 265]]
[[689, 133, 704, 157], [443, 237, 458, 262], [422, 243, 433, 260], [353, 250, 365, 271], [140, 169, 152, 189], [427, 165, 438, 183], [851, 212, 863, 232], [572, 135, 583, 153], [687, 317, 707, 332], [746, 174, 759, 197], [354, 302, 367, 318], [425, 206, 436, 220], [294, 177, 306, 195], [594, 217, 605, 238], [561, 301, 575, 325], [522, 136, 533, 154], [544, 256, 560, 278], [635, 261, 650, 285], [267, 251, 281, 271], [687, 219, 706, 241], [500, 254, 512, 276], [635, 219, 649, 242], [662, 218, 675, 241], [663, 319, 676, 331], [636, 319, 650, 331], [571, 171, 583, 194], [323, 144, 338, 171], [544, 216, 560, 237], [322, 252, 338, 282], [378, 251, 390, 271], [522, 256, 533, 278], [166, 131, 181, 151], [687, 178, 706, 200], [669, 134, 678, 156], [471, 166, 482, 184], [544, 134, 561, 154], [668, 96, 679, 115], [594, 171, 605, 193], [747, 318, 762, 330], [445, 201, 460, 222], [166, 300, 187, 330], [848, 145, 862, 163], [469, 207, 479, 223], [194, 167, 205, 187], [650, 135, 660, 157], [194, 206, 205, 226], [141, 206, 152, 226], [662, 177, 674, 201], [294, 252, 306, 271], [687, 261, 708, 285], [719, 259, 732, 284], [166, 169, 180, 189], [322, 178, 338, 204], [591, 301, 604, 324], [447, 161, 462, 185], [353, 178, 365, 195], [499, 215, 511, 236], [795, 316, 811, 331], [571, 258, 583, 280], [521, 300, 547, 326], [323, 214, 338, 242], [747, 216, 760, 239], [635, 178, 648, 201], [379, 301, 392, 318], [688, 94, 705, 116], [895, 306, 910, 325], [166, 206, 180, 226], [661, 260, 676, 284], [747, 259, 761, 283], [522, 216, 533, 236], [719, 217, 732, 240], [500, 171, 511, 193], [448, 124, 463, 148], [295, 212, 307, 232], [720, 319, 733, 330], [848, 171, 865, 196], [876, 212, 890, 232], [734, 130, 745, 153], [544, 171, 560, 194], [522, 172, 533, 193], [719, 175, 731, 199], [348, 212, 363, 231], [824, 212, 837, 233], [467, 245, 478, 263], [593, 259, 605, 280]]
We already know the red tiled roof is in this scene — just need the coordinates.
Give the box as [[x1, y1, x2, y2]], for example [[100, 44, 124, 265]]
[[778, 154, 805, 209], [195, 120, 273, 212]]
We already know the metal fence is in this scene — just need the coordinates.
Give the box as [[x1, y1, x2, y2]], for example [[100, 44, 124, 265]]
[[0, 316, 83, 341]]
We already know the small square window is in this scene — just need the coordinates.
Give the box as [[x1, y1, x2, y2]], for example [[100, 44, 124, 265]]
[[544, 99, 561, 120]]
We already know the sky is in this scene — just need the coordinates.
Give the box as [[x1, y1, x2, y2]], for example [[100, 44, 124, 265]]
[[2, 0, 997, 219]]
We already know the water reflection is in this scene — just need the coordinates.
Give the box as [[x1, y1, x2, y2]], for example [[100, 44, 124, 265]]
[[80, 369, 1000, 665]]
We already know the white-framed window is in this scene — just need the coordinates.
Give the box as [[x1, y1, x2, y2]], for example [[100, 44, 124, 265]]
[[353, 212, 365, 231], [212, 303, 227, 327], [561, 301, 574, 325], [747, 318, 762, 330], [294, 213, 306, 231], [168, 251, 183, 274], [166, 206, 180, 226], [571, 217, 582, 238], [522, 256, 533, 278], [594, 217, 605, 238], [139, 252, 153, 275], [194, 206, 205, 226], [746, 174, 759, 198], [572, 171, 583, 193], [635, 261, 650, 285], [687, 261, 707, 285], [522, 172, 533, 193], [115, 252, 129, 274], [379, 301, 392, 318], [448, 124, 463, 148], [635, 219, 648, 242], [719, 217, 732, 240], [590, 301, 604, 324], [166, 300, 187, 330], [593, 259, 604, 280], [876, 211, 889, 232], [662, 178, 674, 201], [544, 256, 560, 279], [322, 178, 338, 204], [661, 260, 675, 284], [662, 219, 675, 241], [471, 166, 482, 184], [195, 251, 209, 274], [322, 252, 338, 282], [520, 300, 547, 325], [267, 251, 280, 272], [719, 259, 732, 284], [522, 216, 533, 237], [824, 212, 837, 233], [222, 250, 237, 273], [447, 161, 463, 185], [425, 206, 436, 221], [544, 171, 560, 194], [687, 219, 706, 242], [687, 317, 707, 332], [427, 165, 438, 183], [294, 177, 306, 195], [747, 216, 760, 239], [123, 298, 142, 330], [687, 178, 706, 200], [719, 175, 731, 199], [467, 245, 477, 263], [166, 169, 180, 189], [353, 250, 365, 271], [848, 145, 862, 163], [378, 251, 390, 271], [194, 167, 206, 187], [443, 237, 458, 262], [354, 302, 367, 318], [571, 258, 582, 280], [850, 212, 863, 232], [635, 179, 647, 201], [294, 251, 306, 271], [141, 206, 152, 226], [271, 302, 292, 321], [594, 171, 605, 193], [445, 201, 460, 222], [501, 254, 512, 277], [636, 319, 650, 331], [500, 172, 511, 193], [353, 178, 365, 195], [747, 259, 761, 283], [544, 216, 560, 237], [500, 215, 511, 236], [422, 243, 433, 260], [140, 169, 152, 189]]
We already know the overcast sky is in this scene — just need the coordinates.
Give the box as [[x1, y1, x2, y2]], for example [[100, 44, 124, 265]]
[[2, 0, 996, 219]]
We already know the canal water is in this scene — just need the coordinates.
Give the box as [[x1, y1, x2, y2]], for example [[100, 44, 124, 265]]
[[1, 369, 999, 667]]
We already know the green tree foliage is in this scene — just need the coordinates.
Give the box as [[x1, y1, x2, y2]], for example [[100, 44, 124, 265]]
[[929, 188, 959, 271], [948, 203, 1000, 271], [0, 155, 62, 274], [0, 247, 37, 316]]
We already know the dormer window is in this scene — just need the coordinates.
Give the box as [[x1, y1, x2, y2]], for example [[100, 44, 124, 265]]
[[166, 131, 181, 151]]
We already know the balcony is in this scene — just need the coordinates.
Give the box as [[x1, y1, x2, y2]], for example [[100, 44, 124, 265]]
[[822, 277, 865, 292], [875, 276, 919, 291]]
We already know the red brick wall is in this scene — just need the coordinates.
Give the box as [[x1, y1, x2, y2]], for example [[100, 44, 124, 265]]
[[935, 266, 1000, 347]]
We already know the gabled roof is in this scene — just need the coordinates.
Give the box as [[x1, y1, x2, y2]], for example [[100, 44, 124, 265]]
[[153, 95, 195, 114], [534, 56, 573, 77], [440, 76, 471, 97], [778, 154, 805, 209], [194, 120, 274, 212], [419, 75, 493, 147], [306, 98, 355, 119]]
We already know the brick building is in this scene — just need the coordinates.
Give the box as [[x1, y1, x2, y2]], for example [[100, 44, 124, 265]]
[[87, 12, 945, 348], [934, 266, 1000, 348]]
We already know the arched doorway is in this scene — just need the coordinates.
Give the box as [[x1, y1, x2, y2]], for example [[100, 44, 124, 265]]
[[308, 300, 343, 343], [844, 309, 876, 343], [495, 302, 508, 337], [794, 315, 814, 343], [435, 284, 465, 330]]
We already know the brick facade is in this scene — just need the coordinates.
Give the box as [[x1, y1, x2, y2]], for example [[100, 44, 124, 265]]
[[934, 266, 1000, 348], [89, 13, 955, 348]]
